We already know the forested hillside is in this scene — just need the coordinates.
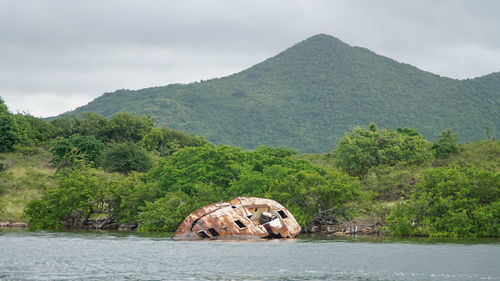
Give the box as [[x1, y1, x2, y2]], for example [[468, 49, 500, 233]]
[[67, 34, 499, 152], [1, 95, 499, 237]]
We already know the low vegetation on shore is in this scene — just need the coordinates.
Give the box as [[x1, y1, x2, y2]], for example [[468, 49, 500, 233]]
[[1, 97, 498, 237]]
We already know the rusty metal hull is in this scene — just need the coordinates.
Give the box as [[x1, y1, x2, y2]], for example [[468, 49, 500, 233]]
[[172, 197, 301, 240]]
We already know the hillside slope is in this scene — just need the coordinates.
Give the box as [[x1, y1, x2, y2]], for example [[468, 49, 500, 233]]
[[68, 34, 500, 152]]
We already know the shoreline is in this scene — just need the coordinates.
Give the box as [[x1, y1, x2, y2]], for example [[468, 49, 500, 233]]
[[0, 221, 28, 228], [1, 219, 385, 236]]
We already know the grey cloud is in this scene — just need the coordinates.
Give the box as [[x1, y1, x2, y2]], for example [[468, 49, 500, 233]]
[[0, 0, 499, 117]]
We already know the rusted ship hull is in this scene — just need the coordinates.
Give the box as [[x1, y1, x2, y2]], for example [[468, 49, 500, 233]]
[[172, 197, 301, 240]]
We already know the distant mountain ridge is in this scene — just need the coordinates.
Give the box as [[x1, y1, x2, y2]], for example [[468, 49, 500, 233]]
[[67, 34, 500, 152]]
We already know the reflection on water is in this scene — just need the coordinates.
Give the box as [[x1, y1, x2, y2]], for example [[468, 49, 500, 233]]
[[1, 229, 499, 280]]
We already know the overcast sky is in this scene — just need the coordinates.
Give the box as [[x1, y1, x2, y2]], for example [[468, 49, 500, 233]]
[[1, 0, 499, 117]]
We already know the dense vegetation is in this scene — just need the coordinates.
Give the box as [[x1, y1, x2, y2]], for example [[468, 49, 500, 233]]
[[388, 165, 499, 237], [1, 96, 499, 237], [66, 34, 499, 153]]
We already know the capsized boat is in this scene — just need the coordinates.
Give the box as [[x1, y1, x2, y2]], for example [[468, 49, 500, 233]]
[[172, 197, 301, 240]]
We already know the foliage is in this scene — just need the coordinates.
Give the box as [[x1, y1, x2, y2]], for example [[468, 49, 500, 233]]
[[49, 115, 76, 138], [14, 114, 56, 146], [142, 145, 362, 231], [103, 112, 153, 143], [0, 103, 496, 238], [23, 169, 129, 229], [67, 34, 499, 153], [362, 163, 423, 201], [50, 135, 104, 169], [0, 97, 19, 152], [333, 124, 433, 177], [72, 112, 109, 140], [101, 143, 152, 174], [265, 168, 361, 226], [142, 125, 208, 156], [434, 140, 500, 172], [138, 191, 193, 232], [432, 129, 458, 159], [387, 165, 500, 237]]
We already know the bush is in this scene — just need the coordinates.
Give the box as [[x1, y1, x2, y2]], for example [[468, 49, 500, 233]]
[[138, 191, 193, 232], [432, 129, 458, 159], [0, 97, 19, 152], [50, 135, 104, 169], [142, 144, 362, 229], [101, 143, 152, 174], [103, 112, 153, 143], [387, 165, 500, 237], [142, 126, 209, 156], [333, 124, 433, 177], [23, 169, 135, 229]]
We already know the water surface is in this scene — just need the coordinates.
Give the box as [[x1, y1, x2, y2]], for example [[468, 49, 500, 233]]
[[1, 229, 499, 280]]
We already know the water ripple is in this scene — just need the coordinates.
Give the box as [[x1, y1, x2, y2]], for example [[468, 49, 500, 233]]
[[1, 230, 499, 280]]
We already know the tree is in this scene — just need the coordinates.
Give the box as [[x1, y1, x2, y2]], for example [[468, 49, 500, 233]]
[[0, 97, 19, 152], [138, 191, 193, 232], [432, 129, 458, 159], [14, 113, 56, 145], [333, 124, 433, 177], [24, 169, 124, 229], [49, 116, 76, 138], [73, 112, 109, 140], [266, 168, 361, 226], [101, 143, 152, 174], [387, 165, 500, 237], [142, 126, 209, 156], [104, 112, 153, 143], [50, 135, 104, 169]]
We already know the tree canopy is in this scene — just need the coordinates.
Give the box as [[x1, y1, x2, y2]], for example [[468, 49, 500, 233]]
[[333, 124, 433, 177]]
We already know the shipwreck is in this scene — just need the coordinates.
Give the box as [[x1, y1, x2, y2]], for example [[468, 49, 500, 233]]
[[172, 197, 301, 240]]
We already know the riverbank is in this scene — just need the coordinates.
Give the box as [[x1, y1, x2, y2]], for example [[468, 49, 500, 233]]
[[1, 219, 384, 236], [0, 221, 28, 228]]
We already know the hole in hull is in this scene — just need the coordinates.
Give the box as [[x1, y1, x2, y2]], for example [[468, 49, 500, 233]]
[[197, 230, 210, 239], [234, 220, 246, 228], [207, 228, 219, 237], [277, 210, 288, 218]]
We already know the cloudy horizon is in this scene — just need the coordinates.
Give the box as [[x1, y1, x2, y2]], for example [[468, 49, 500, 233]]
[[1, 0, 499, 117]]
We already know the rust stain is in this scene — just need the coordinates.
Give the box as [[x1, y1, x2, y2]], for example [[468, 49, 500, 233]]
[[172, 197, 301, 240]]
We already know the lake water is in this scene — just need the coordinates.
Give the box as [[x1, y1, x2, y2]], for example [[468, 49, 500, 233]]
[[1, 229, 499, 281]]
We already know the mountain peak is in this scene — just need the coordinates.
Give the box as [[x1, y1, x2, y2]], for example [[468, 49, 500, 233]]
[[293, 33, 351, 50], [305, 33, 343, 42], [69, 34, 499, 152]]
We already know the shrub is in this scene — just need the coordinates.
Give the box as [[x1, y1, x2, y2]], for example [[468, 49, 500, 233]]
[[101, 143, 152, 174], [333, 124, 433, 177], [387, 165, 500, 237]]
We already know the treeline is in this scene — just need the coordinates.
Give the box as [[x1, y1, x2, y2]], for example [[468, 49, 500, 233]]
[[1, 97, 499, 237]]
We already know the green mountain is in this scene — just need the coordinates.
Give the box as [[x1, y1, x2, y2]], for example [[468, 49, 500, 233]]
[[67, 34, 499, 153]]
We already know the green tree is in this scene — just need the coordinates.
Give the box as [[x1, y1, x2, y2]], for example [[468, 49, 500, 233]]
[[50, 135, 104, 169], [147, 145, 245, 195], [104, 112, 153, 143], [101, 142, 153, 174], [14, 114, 56, 145], [23, 169, 125, 229], [142, 144, 361, 229], [49, 116, 76, 138], [387, 165, 500, 237], [266, 168, 361, 225], [432, 129, 458, 159], [138, 191, 193, 232], [333, 124, 433, 177], [142, 126, 209, 156], [73, 112, 109, 140], [0, 97, 19, 152]]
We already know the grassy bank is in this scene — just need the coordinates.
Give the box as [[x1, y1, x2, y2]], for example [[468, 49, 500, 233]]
[[0, 146, 56, 221]]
